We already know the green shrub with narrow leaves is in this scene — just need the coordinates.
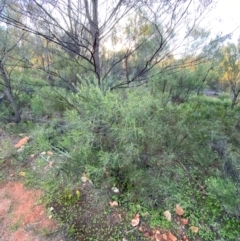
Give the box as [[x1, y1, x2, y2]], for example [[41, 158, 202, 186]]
[[45, 84, 238, 208], [30, 87, 68, 117], [26, 81, 240, 240]]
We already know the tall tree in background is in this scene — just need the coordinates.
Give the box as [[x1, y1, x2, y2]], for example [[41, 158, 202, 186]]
[[218, 43, 240, 108], [0, 0, 215, 89]]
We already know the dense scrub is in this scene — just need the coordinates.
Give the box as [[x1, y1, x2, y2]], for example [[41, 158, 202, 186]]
[[1, 83, 240, 240]]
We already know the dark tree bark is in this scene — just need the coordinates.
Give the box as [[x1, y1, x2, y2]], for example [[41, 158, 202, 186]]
[[84, 0, 101, 85], [0, 60, 21, 123]]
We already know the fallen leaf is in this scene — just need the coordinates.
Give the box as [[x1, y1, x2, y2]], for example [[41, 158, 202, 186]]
[[131, 214, 140, 227], [175, 204, 184, 216], [163, 210, 171, 221], [19, 171, 25, 177], [109, 201, 118, 207], [181, 218, 188, 225], [168, 232, 177, 241], [190, 226, 199, 233], [15, 137, 30, 148]]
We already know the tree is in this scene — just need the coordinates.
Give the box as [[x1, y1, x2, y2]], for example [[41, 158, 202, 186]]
[[0, 3, 31, 123], [0, 0, 216, 89], [218, 43, 240, 109]]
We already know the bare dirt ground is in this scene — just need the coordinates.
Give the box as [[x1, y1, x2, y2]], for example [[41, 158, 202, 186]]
[[0, 181, 64, 241]]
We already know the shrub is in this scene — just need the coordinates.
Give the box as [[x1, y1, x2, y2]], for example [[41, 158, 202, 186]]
[[206, 177, 240, 216], [24, 82, 240, 240], [50, 85, 228, 209], [30, 87, 68, 117]]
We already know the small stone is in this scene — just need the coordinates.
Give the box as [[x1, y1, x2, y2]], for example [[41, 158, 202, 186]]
[[190, 226, 199, 233], [181, 218, 188, 225], [163, 210, 171, 221], [47, 151, 53, 156], [111, 187, 120, 193], [175, 204, 184, 216], [81, 176, 88, 182], [138, 225, 144, 232], [109, 201, 118, 207], [131, 214, 140, 227], [168, 232, 177, 241]]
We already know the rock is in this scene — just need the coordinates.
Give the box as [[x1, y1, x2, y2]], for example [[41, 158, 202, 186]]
[[15, 137, 30, 148], [175, 204, 184, 216], [109, 201, 118, 207], [190, 226, 199, 233], [168, 232, 177, 241], [131, 214, 140, 227], [163, 210, 171, 221], [181, 218, 188, 225]]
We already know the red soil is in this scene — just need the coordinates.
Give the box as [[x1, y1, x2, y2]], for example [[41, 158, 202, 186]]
[[0, 181, 61, 241]]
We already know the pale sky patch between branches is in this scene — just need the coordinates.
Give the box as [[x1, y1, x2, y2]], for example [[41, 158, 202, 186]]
[[205, 0, 240, 43], [103, 0, 240, 55]]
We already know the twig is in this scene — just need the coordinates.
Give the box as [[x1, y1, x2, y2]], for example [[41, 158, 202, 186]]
[[176, 158, 207, 194], [125, 225, 139, 234]]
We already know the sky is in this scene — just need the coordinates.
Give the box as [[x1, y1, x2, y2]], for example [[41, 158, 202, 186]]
[[207, 0, 240, 43]]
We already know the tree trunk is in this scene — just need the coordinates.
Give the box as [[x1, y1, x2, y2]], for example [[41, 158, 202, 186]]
[[93, 29, 101, 85], [84, 0, 101, 85], [0, 60, 21, 123], [231, 94, 238, 110], [124, 54, 130, 85]]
